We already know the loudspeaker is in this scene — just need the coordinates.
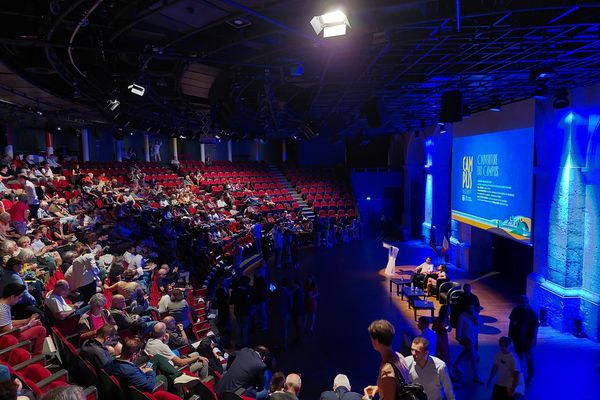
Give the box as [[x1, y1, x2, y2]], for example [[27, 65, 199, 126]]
[[441, 90, 463, 123], [362, 97, 382, 128]]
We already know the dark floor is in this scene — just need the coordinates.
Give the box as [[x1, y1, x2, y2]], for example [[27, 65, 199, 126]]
[[241, 239, 600, 400]]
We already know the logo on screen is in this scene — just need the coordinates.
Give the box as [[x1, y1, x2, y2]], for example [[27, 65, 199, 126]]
[[462, 156, 473, 189]]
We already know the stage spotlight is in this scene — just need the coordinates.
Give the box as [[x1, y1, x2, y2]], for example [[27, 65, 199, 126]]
[[489, 96, 501, 112], [127, 83, 145, 96], [107, 99, 120, 111], [553, 88, 570, 109], [310, 10, 350, 38], [533, 83, 548, 99]]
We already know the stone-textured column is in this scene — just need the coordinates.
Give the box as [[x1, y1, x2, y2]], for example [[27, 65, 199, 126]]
[[227, 140, 232, 162], [144, 134, 150, 162], [45, 130, 54, 156], [115, 139, 123, 162], [171, 137, 178, 160], [81, 128, 90, 162], [200, 143, 206, 163], [528, 100, 590, 337]]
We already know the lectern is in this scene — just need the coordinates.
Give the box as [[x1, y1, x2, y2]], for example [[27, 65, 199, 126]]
[[383, 242, 399, 276]]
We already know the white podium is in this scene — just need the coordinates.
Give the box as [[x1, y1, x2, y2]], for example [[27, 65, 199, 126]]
[[383, 242, 399, 276]]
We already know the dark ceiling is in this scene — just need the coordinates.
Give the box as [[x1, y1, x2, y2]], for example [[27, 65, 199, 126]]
[[0, 0, 599, 139]]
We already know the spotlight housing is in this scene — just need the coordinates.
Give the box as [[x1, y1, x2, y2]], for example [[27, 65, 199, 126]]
[[127, 83, 145, 96], [310, 10, 350, 38], [533, 83, 548, 99], [107, 99, 120, 111]]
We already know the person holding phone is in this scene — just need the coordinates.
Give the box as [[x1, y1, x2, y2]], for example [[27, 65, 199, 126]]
[[0, 283, 47, 354]]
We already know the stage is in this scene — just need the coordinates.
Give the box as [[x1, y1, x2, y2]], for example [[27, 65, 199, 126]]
[[267, 239, 600, 400]]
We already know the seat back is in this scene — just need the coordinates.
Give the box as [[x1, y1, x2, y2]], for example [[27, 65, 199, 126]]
[[99, 369, 126, 400]]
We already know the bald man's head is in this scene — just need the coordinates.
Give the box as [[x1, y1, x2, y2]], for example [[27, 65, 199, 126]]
[[152, 322, 167, 339], [285, 373, 302, 394]]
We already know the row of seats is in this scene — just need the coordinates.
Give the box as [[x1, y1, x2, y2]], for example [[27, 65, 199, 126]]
[[0, 332, 97, 399]]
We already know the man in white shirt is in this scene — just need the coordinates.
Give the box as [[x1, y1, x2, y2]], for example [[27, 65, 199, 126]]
[[404, 337, 455, 400], [44, 279, 89, 320], [65, 248, 99, 304], [415, 257, 434, 274], [145, 323, 209, 378]]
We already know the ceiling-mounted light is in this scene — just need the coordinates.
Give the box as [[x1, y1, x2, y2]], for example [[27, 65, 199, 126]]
[[128, 83, 145, 96], [107, 99, 120, 111], [553, 88, 570, 109], [489, 96, 501, 112], [310, 10, 351, 38]]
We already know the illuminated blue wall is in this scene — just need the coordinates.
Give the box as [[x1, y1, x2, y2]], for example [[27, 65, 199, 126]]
[[528, 83, 600, 341]]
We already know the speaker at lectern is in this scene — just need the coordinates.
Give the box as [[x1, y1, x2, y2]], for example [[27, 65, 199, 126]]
[[383, 242, 399, 276]]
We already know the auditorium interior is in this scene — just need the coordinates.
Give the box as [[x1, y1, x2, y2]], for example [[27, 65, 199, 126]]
[[0, 1, 599, 400]]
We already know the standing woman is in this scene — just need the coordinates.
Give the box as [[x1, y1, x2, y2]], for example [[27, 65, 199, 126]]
[[303, 275, 318, 334], [432, 304, 452, 369], [362, 320, 409, 400]]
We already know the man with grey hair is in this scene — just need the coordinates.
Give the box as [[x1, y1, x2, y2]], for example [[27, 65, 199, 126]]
[[271, 373, 302, 400], [320, 374, 362, 400], [45, 279, 88, 320], [144, 322, 209, 379], [405, 336, 455, 400]]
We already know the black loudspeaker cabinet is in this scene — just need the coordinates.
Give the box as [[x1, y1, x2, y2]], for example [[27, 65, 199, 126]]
[[441, 90, 463, 123]]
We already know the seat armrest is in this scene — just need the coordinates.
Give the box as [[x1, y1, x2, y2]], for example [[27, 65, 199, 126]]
[[0, 341, 32, 357], [13, 354, 46, 371], [37, 369, 69, 389], [153, 380, 165, 392]]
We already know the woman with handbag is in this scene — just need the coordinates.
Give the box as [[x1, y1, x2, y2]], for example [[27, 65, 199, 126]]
[[362, 319, 410, 400]]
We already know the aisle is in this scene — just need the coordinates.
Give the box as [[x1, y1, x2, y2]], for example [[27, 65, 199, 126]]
[[267, 239, 600, 400]]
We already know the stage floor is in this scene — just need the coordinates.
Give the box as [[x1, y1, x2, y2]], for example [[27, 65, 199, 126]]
[[262, 239, 600, 400]]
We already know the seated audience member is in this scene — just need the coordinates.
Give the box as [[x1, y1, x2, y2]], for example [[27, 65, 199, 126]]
[[109, 337, 166, 393], [40, 385, 86, 400], [216, 345, 270, 396], [269, 372, 286, 396], [271, 374, 302, 400], [0, 377, 31, 400], [145, 322, 209, 379], [426, 264, 448, 296], [109, 294, 148, 334], [79, 324, 118, 369], [0, 283, 47, 355], [163, 315, 190, 348], [44, 279, 89, 321], [166, 288, 193, 331], [404, 336, 455, 400], [77, 293, 117, 342], [0, 257, 44, 320], [320, 374, 362, 400]]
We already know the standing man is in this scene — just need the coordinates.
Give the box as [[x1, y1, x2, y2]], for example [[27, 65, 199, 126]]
[[487, 336, 524, 400], [508, 295, 539, 385], [404, 336, 455, 400], [17, 174, 39, 218], [151, 140, 162, 162]]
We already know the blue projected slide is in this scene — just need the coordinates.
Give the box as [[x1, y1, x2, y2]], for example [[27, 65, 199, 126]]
[[451, 128, 534, 244]]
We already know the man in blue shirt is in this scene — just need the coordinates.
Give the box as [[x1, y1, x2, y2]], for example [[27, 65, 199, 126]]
[[108, 337, 160, 392]]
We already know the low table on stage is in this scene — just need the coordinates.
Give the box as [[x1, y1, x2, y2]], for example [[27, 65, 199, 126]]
[[412, 300, 435, 321], [402, 286, 426, 305], [389, 277, 412, 297]]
